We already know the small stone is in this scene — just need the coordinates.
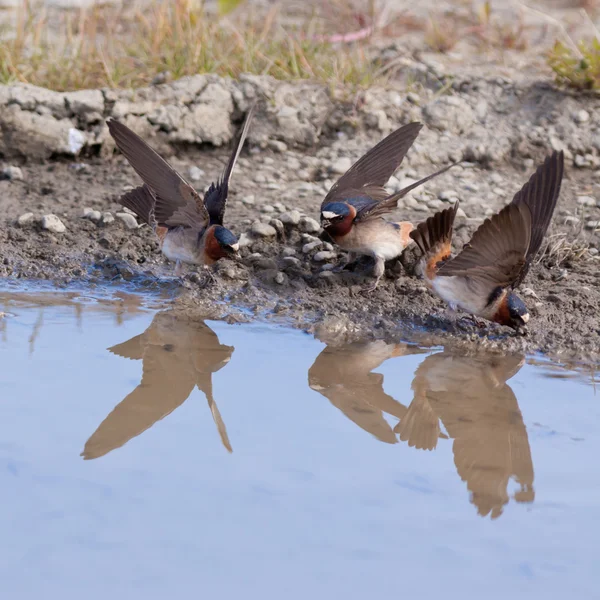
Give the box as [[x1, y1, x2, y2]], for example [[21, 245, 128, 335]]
[[299, 216, 321, 233], [577, 195, 596, 207], [573, 109, 590, 124], [575, 154, 591, 168], [116, 212, 139, 230], [490, 172, 503, 185], [303, 240, 322, 254], [251, 221, 277, 238], [282, 247, 296, 257], [269, 218, 285, 236], [121, 206, 137, 216], [242, 195, 255, 205], [313, 251, 336, 262], [590, 248, 599, 256], [319, 271, 335, 279], [322, 242, 334, 252], [439, 189, 458, 201], [331, 156, 352, 175], [269, 140, 288, 153], [188, 166, 205, 181], [301, 233, 319, 242], [282, 256, 301, 268], [261, 204, 275, 213], [521, 287, 539, 299], [238, 232, 252, 248], [102, 212, 115, 225], [81, 207, 102, 222], [456, 207, 467, 219], [274, 272, 286, 284], [564, 216, 580, 226], [586, 220, 600, 230], [273, 203, 287, 212], [17, 212, 34, 226], [41, 214, 66, 233], [320, 264, 336, 271], [266, 182, 281, 191], [1, 166, 24, 181], [280, 210, 301, 226]]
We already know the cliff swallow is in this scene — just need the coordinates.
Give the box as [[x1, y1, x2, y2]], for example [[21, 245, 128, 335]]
[[107, 103, 255, 274], [320, 122, 458, 291], [398, 350, 533, 519], [308, 340, 434, 444], [81, 311, 234, 459], [410, 150, 564, 329]]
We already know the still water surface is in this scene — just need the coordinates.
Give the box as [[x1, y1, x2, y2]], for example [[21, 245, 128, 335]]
[[0, 289, 598, 599]]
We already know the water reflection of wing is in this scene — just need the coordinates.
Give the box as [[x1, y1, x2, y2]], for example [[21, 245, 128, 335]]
[[410, 351, 533, 519], [82, 312, 234, 459], [308, 341, 421, 444]]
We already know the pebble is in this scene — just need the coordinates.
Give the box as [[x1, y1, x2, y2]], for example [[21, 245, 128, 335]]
[[320, 264, 336, 271], [17, 212, 34, 226], [313, 250, 336, 262], [269, 218, 285, 236], [439, 189, 458, 201], [302, 240, 322, 254], [266, 182, 281, 191], [282, 256, 301, 268], [238, 232, 252, 248], [456, 207, 467, 219], [280, 210, 301, 226], [590, 248, 599, 256], [102, 212, 115, 225], [121, 207, 137, 216], [2, 165, 24, 181], [261, 204, 275, 213], [301, 233, 319, 242], [490, 173, 503, 185], [297, 182, 314, 193], [282, 247, 296, 257], [116, 212, 139, 229], [586, 221, 600, 230], [573, 109, 590, 124], [251, 221, 277, 238], [188, 166, 205, 181], [577, 195, 596, 207], [274, 272, 286, 285], [242, 195, 255, 205], [41, 214, 66, 233], [273, 202, 287, 212], [269, 140, 288, 153], [81, 207, 102, 222], [299, 216, 321, 233], [322, 242, 334, 252], [331, 156, 352, 174], [319, 271, 335, 280], [575, 154, 592, 168]]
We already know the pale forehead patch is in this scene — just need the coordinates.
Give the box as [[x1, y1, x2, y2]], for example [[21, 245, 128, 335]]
[[521, 312, 530, 323], [230, 242, 240, 252], [322, 211, 339, 220]]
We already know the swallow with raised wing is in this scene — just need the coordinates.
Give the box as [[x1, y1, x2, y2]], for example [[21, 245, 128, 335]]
[[81, 311, 234, 459], [319, 122, 458, 291], [410, 150, 564, 329], [107, 104, 255, 274], [399, 350, 533, 519]]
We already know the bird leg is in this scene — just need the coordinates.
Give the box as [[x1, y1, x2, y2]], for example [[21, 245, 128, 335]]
[[361, 256, 385, 294]]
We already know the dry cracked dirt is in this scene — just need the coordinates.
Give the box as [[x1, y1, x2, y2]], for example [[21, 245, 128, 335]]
[[1, 63, 600, 364]]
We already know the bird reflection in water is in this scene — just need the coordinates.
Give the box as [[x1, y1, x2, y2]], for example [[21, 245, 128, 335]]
[[82, 311, 234, 459], [309, 342, 534, 519]]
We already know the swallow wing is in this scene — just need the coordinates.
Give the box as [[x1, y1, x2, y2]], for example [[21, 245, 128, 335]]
[[107, 119, 209, 227], [354, 162, 460, 222], [510, 150, 564, 285], [204, 103, 255, 226], [437, 202, 532, 290], [118, 184, 157, 228], [322, 122, 422, 208]]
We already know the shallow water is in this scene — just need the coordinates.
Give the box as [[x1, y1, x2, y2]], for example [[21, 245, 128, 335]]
[[1, 289, 599, 599]]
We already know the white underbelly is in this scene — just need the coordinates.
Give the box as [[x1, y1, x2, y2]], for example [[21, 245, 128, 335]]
[[431, 275, 485, 315], [161, 230, 202, 265]]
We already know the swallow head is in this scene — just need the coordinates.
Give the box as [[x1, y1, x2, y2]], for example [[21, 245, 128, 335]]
[[503, 292, 530, 330], [212, 225, 239, 256], [321, 202, 353, 234]]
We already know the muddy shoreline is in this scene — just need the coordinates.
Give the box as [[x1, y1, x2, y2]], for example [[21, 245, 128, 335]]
[[2, 70, 600, 363]]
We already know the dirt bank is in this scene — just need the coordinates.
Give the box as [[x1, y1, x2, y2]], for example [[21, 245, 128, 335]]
[[1, 67, 600, 363]]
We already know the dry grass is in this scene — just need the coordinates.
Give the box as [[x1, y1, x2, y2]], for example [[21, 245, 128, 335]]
[[548, 39, 600, 90], [0, 0, 384, 91], [538, 232, 592, 268]]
